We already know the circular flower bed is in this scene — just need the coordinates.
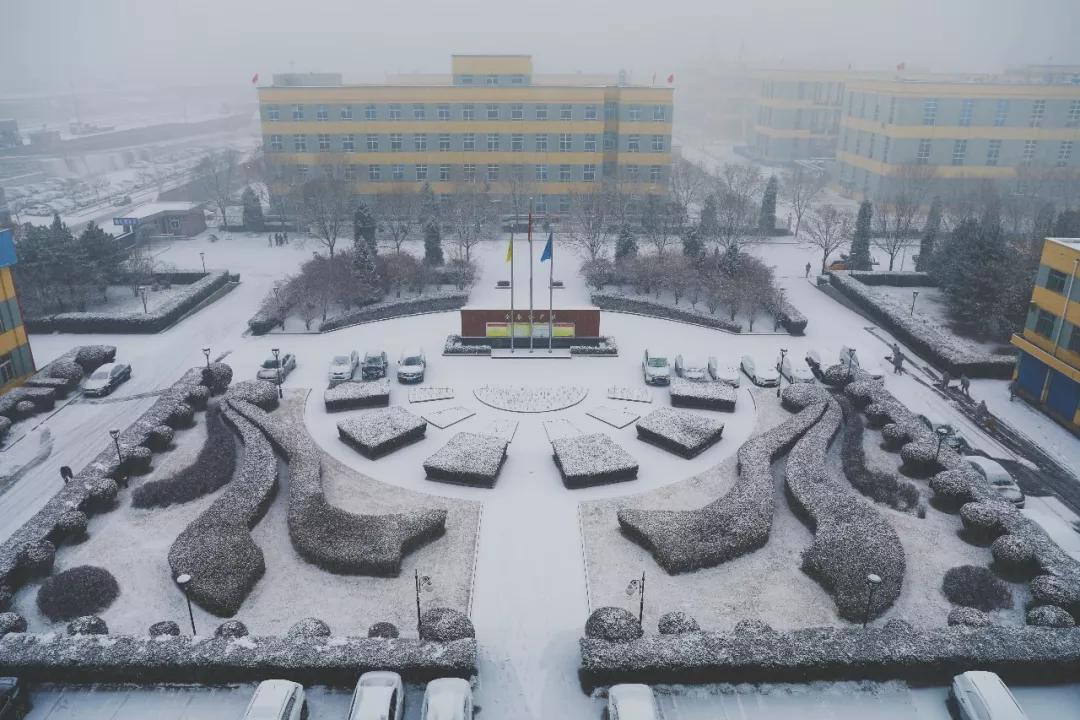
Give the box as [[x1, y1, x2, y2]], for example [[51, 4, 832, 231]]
[[473, 384, 588, 413]]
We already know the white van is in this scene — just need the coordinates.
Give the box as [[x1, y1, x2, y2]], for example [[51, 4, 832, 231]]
[[240, 680, 307, 720], [950, 671, 1028, 720]]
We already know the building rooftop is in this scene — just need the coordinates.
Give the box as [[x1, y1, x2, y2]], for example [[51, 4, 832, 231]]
[[1047, 237, 1080, 251], [122, 202, 202, 220]]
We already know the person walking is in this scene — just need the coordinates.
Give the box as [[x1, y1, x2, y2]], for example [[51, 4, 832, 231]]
[[940, 370, 951, 391], [805, 262, 811, 278], [1008, 379, 1019, 401], [892, 351, 904, 375], [60, 466, 73, 484], [975, 400, 990, 426], [960, 373, 971, 398]]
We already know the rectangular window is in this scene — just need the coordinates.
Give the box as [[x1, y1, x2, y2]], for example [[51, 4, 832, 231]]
[[316, 105, 329, 122], [463, 164, 476, 181], [916, 138, 931, 164], [487, 164, 499, 181], [487, 104, 499, 120], [986, 139, 1001, 166], [367, 134, 379, 152], [511, 74, 524, 85], [627, 165, 640, 181], [487, 134, 499, 151], [486, 74, 498, 86], [460, 74, 474, 85], [439, 134, 451, 152], [604, 102, 616, 120], [296, 164, 308, 180], [344, 165, 356, 181], [438, 105, 450, 121], [871, 98, 880, 121], [512, 134, 524, 152], [922, 98, 937, 126], [1046, 268, 1068, 293], [653, 104, 665, 121], [389, 104, 402, 120], [342, 134, 355, 152], [650, 165, 661, 183], [536, 197, 548, 213], [340, 105, 353, 120], [463, 104, 475, 121], [318, 133, 330, 151], [292, 104, 304, 121], [951, 139, 967, 166], [881, 136, 890, 163], [584, 134, 597, 152], [1023, 139, 1038, 164], [585, 104, 598, 120], [651, 135, 664, 152], [511, 104, 523, 120], [365, 104, 377, 121], [439, 164, 450, 181], [1068, 100, 1080, 128], [1058, 140, 1073, 167], [628, 134, 640, 153], [584, 164, 596, 182], [390, 133, 402, 152], [413, 104, 425, 120], [994, 99, 1008, 127], [859, 94, 867, 118], [535, 164, 548, 182], [559, 164, 571, 182], [267, 105, 280, 121], [535, 134, 548, 152], [629, 105, 641, 121], [603, 132, 615, 151], [463, 133, 475, 151], [559, 195, 570, 213], [368, 164, 380, 181], [535, 104, 548, 120], [1070, 327, 1080, 354], [1034, 308, 1057, 338], [293, 134, 307, 152], [959, 99, 974, 127], [268, 134, 282, 151], [560, 104, 572, 120], [414, 134, 427, 151], [1030, 99, 1046, 128], [392, 164, 404, 181], [559, 133, 572, 152]]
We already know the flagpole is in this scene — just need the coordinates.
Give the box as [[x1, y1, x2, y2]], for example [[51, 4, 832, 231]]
[[509, 212, 515, 354], [528, 198, 534, 353], [548, 232, 554, 353]]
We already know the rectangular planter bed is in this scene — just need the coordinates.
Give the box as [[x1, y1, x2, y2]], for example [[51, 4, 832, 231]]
[[323, 379, 391, 412], [423, 432, 510, 487], [669, 378, 737, 412], [635, 407, 724, 458], [552, 433, 639, 488], [337, 407, 428, 459]]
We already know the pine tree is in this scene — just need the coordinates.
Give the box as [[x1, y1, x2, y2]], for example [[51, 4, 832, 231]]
[[758, 175, 778, 234], [698, 193, 719, 244], [424, 222, 444, 266], [353, 202, 377, 255], [915, 196, 942, 272], [614, 224, 638, 263], [681, 226, 704, 259], [936, 218, 1014, 340], [849, 200, 873, 271], [240, 187, 264, 231]]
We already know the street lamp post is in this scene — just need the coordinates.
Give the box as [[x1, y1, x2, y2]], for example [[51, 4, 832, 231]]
[[175, 573, 197, 635], [199, 252, 206, 273], [777, 348, 788, 398], [935, 425, 950, 461], [863, 573, 882, 627], [846, 347, 857, 382], [910, 290, 920, 316], [271, 347, 283, 399], [109, 429, 124, 486], [201, 346, 211, 368]]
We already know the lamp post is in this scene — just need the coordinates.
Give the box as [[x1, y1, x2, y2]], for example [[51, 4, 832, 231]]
[[414, 570, 432, 635], [271, 347, 283, 399], [109, 429, 124, 484], [199, 252, 206, 273], [863, 573, 882, 628], [846, 347, 857, 381], [201, 346, 211, 368], [910, 290, 920, 316], [777, 348, 788, 398], [935, 425, 950, 461], [175, 573, 197, 635]]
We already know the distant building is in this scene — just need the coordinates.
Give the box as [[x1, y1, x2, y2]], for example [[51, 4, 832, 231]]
[[0, 119, 19, 148], [257, 54, 674, 215], [113, 202, 207, 239], [0, 229, 34, 392], [1011, 237, 1080, 434]]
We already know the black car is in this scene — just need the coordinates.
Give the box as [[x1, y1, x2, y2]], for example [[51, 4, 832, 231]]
[[0, 678, 29, 720], [361, 350, 388, 380]]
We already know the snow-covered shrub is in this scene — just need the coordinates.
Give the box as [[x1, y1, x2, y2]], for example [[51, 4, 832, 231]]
[[84, 477, 119, 510], [880, 423, 910, 450], [1029, 574, 1079, 611], [214, 620, 249, 639], [0, 416, 10, 441], [36, 566, 120, 621], [185, 385, 210, 411], [320, 291, 469, 332], [0, 612, 26, 636], [145, 425, 174, 451], [774, 299, 808, 335], [570, 337, 619, 356], [929, 469, 979, 510], [669, 378, 737, 411], [66, 615, 108, 635], [286, 618, 331, 641], [849, 270, 933, 287], [942, 566, 1012, 611], [635, 407, 724, 458], [443, 334, 491, 355], [368, 621, 399, 639], [164, 402, 195, 428], [0, 583, 11, 610], [838, 399, 921, 514], [1027, 605, 1076, 628], [864, 402, 891, 428], [585, 607, 643, 642], [133, 405, 237, 508], [948, 607, 992, 627], [658, 611, 700, 634], [46, 361, 84, 387], [122, 445, 153, 475], [899, 439, 945, 476], [419, 608, 475, 642], [423, 432, 509, 487], [787, 400, 905, 621], [225, 380, 279, 411], [17, 539, 55, 577], [324, 379, 391, 412], [149, 620, 181, 637], [843, 379, 880, 409], [991, 534, 1036, 575], [960, 502, 1009, 543], [780, 382, 827, 412], [52, 510, 88, 542], [553, 433, 639, 488], [591, 292, 742, 333], [74, 345, 117, 371], [202, 362, 233, 395], [337, 407, 427, 459]]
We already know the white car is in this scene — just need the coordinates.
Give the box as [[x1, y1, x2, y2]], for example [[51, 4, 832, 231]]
[[240, 679, 306, 720], [397, 349, 427, 383], [778, 354, 815, 383], [421, 678, 472, 720], [82, 362, 132, 397], [710, 359, 741, 387], [966, 456, 1025, 508], [741, 354, 780, 387], [328, 350, 359, 385], [950, 671, 1028, 720], [347, 671, 403, 720], [642, 348, 671, 386], [674, 354, 716, 382], [839, 346, 885, 380], [608, 684, 660, 720]]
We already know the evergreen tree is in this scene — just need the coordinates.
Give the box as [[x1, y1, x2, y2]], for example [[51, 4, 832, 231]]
[[681, 226, 704, 259], [424, 222, 444, 266], [78, 222, 123, 301], [915, 196, 942, 272], [758, 175, 778, 234], [849, 200, 873, 271], [240, 187, 264, 231], [614, 224, 638, 263], [698, 193, 719, 244], [353, 202, 377, 255], [936, 218, 1015, 340]]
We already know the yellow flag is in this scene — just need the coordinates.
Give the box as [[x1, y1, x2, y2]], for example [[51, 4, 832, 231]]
[[505, 237, 513, 262]]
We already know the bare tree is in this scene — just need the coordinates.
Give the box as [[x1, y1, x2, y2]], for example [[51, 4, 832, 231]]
[[873, 163, 933, 270], [300, 173, 355, 259], [641, 194, 678, 256], [565, 190, 611, 261], [382, 251, 420, 298], [193, 149, 240, 227], [711, 162, 764, 256], [446, 181, 497, 263], [805, 204, 854, 274], [88, 176, 111, 204], [782, 166, 827, 238], [505, 166, 538, 222], [375, 189, 420, 253], [668, 157, 707, 230]]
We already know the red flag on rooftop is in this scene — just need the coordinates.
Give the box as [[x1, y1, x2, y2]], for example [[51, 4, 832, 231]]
[[667, 73, 675, 84], [251, 72, 260, 85]]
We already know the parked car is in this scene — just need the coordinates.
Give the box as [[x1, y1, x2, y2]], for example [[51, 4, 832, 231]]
[[240, 679, 307, 720], [420, 678, 472, 720], [82, 362, 132, 397], [674, 354, 716, 382], [607, 684, 660, 720], [917, 415, 973, 453], [347, 671, 403, 720], [778, 354, 815, 383], [741, 354, 780, 387], [710, 358, 741, 387], [805, 348, 839, 373], [966, 456, 1025, 508], [111, 195, 132, 207], [257, 353, 296, 382], [397, 349, 427, 383], [328, 351, 359, 385], [361, 350, 389, 380], [950, 671, 1028, 720], [840, 346, 885, 380], [0, 677, 29, 720], [641, 348, 671, 386]]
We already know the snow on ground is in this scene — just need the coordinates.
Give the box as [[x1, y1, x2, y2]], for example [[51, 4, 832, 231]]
[[866, 283, 1008, 357]]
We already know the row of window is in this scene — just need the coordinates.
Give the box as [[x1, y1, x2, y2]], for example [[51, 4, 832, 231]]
[[265, 102, 668, 122], [1032, 308, 1080, 353], [278, 162, 665, 184], [845, 94, 1080, 129], [457, 73, 527, 86], [268, 132, 665, 153], [843, 131, 1073, 167]]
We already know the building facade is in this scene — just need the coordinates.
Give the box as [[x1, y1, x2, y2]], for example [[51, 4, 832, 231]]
[[836, 77, 1080, 199], [1011, 237, 1080, 434], [0, 229, 34, 393], [747, 70, 854, 164], [257, 55, 674, 214]]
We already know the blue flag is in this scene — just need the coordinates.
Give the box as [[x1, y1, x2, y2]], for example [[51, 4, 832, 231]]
[[540, 232, 553, 262]]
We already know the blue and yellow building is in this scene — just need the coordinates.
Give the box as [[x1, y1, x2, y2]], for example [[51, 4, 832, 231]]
[[0, 228, 34, 392], [1011, 237, 1080, 433]]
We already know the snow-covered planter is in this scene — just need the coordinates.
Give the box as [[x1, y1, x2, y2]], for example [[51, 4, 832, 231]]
[[619, 397, 827, 573], [225, 380, 279, 411], [474, 384, 588, 413], [570, 337, 619, 356], [942, 565, 1012, 611], [66, 615, 108, 635], [552, 433, 639, 488], [443, 335, 491, 355], [585, 607, 643, 642], [324, 379, 391, 412], [25, 271, 232, 334], [215, 620, 249, 639], [991, 534, 1037, 575], [36, 566, 120, 621], [838, 400, 921, 514], [286, 618, 331, 641], [0, 612, 26, 636], [338, 407, 427, 459], [591, 292, 742, 333], [948, 607, 992, 627], [1027, 605, 1076, 628], [669, 378, 737, 411], [419, 608, 475, 642], [635, 408, 724, 458], [368, 622, 399, 639], [319, 291, 469, 332], [149, 621, 180, 637], [657, 611, 700, 634], [423, 432, 509, 488]]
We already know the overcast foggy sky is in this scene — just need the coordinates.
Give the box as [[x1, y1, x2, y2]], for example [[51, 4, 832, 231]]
[[2, 0, 1079, 95]]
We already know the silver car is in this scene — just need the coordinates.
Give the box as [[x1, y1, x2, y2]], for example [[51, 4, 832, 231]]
[[328, 351, 359, 385], [966, 456, 1025, 508], [257, 353, 296, 382], [741, 354, 780, 387], [642, 348, 671, 385], [83, 362, 132, 397], [397, 349, 426, 383], [778, 355, 815, 383], [674, 354, 716, 382]]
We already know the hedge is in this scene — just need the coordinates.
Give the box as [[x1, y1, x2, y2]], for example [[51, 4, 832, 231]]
[[591, 292, 743, 333], [323, 379, 391, 412], [837, 399, 921, 514], [36, 566, 120, 621], [25, 271, 231, 334], [775, 300, 808, 335], [443, 335, 491, 355], [318, 291, 468, 333], [848, 270, 933, 287]]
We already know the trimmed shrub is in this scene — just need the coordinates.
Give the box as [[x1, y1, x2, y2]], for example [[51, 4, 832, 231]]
[[318, 291, 469, 333], [0, 416, 10, 441], [552, 433, 639, 488], [443, 335, 491, 355], [84, 477, 120, 510], [36, 566, 120, 621], [15, 401, 35, 418], [53, 510, 88, 542], [0, 611, 27, 635], [942, 565, 1012, 611], [225, 380, 279, 411], [948, 607, 992, 627], [838, 399, 921, 514], [733, 619, 778, 636], [368, 622, 400, 639], [202, 362, 233, 395], [133, 405, 237, 508], [658, 611, 700, 634], [635, 408, 724, 459], [929, 470, 978, 510], [781, 383, 829, 412], [0, 584, 10, 610], [900, 439, 945, 477], [186, 386, 210, 411], [215, 620, 250, 639], [1027, 605, 1076, 628], [591, 292, 742, 333], [47, 360, 85, 388], [66, 615, 108, 635], [585, 607, 643, 643], [669, 378, 737, 411], [150, 620, 181, 637], [337, 407, 427, 459], [165, 402, 195, 428], [880, 423, 910, 450], [145, 425, 175, 451], [287, 618, 331, 641], [842, 379, 879, 409], [74, 345, 117, 371], [122, 445, 153, 475], [864, 403, 891, 428], [419, 608, 475, 642], [17, 540, 56, 577], [324, 380, 391, 412], [960, 502, 1009, 543], [1029, 573, 1079, 610]]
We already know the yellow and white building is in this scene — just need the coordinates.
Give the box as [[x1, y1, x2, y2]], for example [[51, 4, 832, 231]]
[[0, 228, 34, 393]]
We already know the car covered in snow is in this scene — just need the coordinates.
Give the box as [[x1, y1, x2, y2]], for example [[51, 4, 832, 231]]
[[641, 348, 672, 385], [965, 456, 1025, 508], [740, 354, 780, 387], [805, 348, 841, 374], [917, 415, 972, 454], [607, 683, 660, 720], [240, 679, 307, 720], [347, 671, 403, 720], [0, 677, 30, 720], [674, 354, 716, 382], [950, 671, 1028, 720], [82, 362, 132, 397], [328, 351, 359, 385], [257, 352, 296, 382], [778, 354, 815, 383], [840, 345, 885, 380], [710, 358, 741, 387], [397, 349, 427, 383], [360, 350, 389, 380], [420, 678, 472, 720]]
